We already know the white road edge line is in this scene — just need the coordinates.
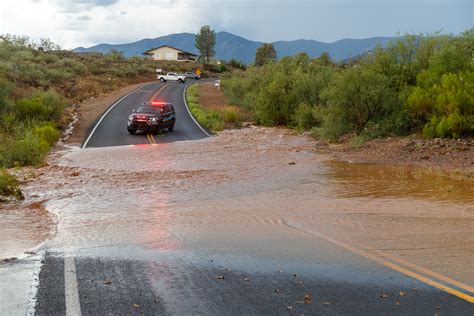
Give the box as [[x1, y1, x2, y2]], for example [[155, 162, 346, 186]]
[[81, 84, 149, 149], [64, 256, 82, 316], [183, 84, 211, 137], [25, 251, 46, 316]]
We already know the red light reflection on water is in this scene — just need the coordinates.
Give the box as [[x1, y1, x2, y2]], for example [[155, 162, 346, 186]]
[[135, 143, 178, 252]]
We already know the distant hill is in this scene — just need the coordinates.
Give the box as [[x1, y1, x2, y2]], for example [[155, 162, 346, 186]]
[[74, 31, 394, 64]]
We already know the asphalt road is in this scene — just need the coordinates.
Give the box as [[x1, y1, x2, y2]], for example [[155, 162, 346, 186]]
[[83, 81, 209, 148], [33, 249, 473, 315]]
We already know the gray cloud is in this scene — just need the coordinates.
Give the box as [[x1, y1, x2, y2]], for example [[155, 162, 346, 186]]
[[196, 0, 473, 43], [54, 0, 119, 13], [76, 14, 92, 21], [76, 0, 118, 6]]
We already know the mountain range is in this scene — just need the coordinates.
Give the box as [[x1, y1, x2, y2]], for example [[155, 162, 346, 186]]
[[74, 31, 395, 64]]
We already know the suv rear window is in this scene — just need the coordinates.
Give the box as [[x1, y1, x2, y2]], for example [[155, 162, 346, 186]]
[[137, 106, 160, 114]]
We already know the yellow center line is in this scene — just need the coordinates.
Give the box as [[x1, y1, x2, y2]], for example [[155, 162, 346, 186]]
[[283, 221, 474, 303], [149, 134, 157, 144], [146, 134, 156, 144], [149, 83, 170, 103], [372, 249, 474, 294]]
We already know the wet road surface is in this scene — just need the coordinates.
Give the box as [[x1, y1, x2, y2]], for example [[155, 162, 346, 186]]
[[83, 81, 209, 148], [1, 88, 473, 314]]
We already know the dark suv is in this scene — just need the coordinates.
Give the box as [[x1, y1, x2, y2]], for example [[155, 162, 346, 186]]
[[127, 102, 175, 134]]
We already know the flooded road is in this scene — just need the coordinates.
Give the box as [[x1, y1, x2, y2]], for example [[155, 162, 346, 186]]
[[0, 201, 53, 260], [1, 127, 473, 314]]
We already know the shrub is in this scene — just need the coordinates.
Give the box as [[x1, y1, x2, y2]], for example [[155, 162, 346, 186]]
[[292, 103, 319, 131], [0, 169, 23, 199], [15, 90, 66, 123], [0, 113, 18, 134], [223, 108, 237, 122], [0, 132, 49, 167], [33, 123, 60, 146], [204, 63, 228, 73], [320, 67, 399, 140], [409, 71, 473, 138], [227, 59, 247, 70]]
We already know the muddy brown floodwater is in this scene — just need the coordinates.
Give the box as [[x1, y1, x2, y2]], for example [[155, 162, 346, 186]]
[[1, 127, 473, 289]]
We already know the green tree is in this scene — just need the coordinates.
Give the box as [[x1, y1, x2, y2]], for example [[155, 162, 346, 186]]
[[195, 25, 216, 63], [255, 43, 277, 66], [39, 38, 60, 51], [322, 67, 399, 140], [317, 52, 333, 66]]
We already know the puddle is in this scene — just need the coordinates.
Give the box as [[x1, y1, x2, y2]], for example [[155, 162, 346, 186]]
[[325, 160, 474, 204]]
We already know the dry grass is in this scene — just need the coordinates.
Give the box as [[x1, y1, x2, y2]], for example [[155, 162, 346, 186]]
[[197, 83, 252, 128]]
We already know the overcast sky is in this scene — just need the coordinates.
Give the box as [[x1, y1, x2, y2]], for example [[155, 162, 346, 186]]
[[0, 0, 472, 49]]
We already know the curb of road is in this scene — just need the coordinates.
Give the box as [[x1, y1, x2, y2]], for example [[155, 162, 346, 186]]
[[183, 83, 212, 137]]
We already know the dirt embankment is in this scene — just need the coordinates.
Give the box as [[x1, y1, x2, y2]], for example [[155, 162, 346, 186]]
[[314, 137, 474, 176]]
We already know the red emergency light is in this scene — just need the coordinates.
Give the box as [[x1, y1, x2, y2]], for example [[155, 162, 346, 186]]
[[151, 101, 166, 106]]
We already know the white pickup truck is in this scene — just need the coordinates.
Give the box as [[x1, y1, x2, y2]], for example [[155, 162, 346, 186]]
[[157, 72, 186, 83]]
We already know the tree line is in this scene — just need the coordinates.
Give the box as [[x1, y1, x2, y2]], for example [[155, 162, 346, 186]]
[[222, 29, 473, 140]]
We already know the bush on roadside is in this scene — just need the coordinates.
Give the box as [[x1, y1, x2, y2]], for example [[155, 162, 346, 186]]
[[0, 169, 23, 200], [320, 67, 400, 140], [292, 103, 320, 131], [14, 90, 66, 123], [223, 108, 238, 123], [32, 122, 61, 146], [0, 132, 49, 168]]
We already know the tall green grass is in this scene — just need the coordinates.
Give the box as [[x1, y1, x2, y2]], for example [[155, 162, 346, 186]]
[[186, 85, 224, 132]]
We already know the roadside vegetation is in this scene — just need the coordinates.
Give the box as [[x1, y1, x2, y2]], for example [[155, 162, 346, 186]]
[[186, 84, 250, 132], [223, 29, 473, 142], [0, 169, 23, 200]]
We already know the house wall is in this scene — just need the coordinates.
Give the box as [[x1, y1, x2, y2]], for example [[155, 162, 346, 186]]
[[146, 46, 196, 61], [149, 47, 181, 61]]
